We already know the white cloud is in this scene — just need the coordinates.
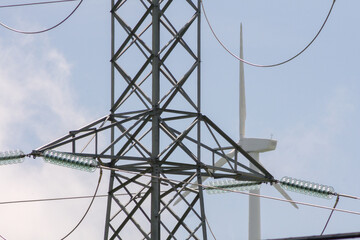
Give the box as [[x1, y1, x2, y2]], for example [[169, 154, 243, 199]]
[[0, 36, 87, 151], [0, 35, 180, 240], [0, 36, 107, 239]]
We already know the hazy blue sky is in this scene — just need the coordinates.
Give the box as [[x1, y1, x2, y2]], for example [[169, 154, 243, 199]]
[[0, 0, 359, 239]]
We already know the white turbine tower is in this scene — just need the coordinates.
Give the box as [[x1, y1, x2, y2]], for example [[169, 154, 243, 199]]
[[238, 24, 298, 240], [174, 24, 298, 240], [239, 23, 272, 240]]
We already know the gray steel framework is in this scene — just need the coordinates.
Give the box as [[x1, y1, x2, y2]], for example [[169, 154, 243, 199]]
[[33, 0, 274, 239]]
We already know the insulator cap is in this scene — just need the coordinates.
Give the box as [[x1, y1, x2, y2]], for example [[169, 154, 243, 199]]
[[0, 150, 25, 165], [280, 176, 335, 199], [205, 179, 261, 195], [43, 150, 98, 172]]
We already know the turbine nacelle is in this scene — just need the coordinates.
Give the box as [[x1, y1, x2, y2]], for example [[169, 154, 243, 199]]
[[238, 137, 277, 153]]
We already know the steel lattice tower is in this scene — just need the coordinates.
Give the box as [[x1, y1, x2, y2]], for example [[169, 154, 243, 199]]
[[34, 0, 274, 239]]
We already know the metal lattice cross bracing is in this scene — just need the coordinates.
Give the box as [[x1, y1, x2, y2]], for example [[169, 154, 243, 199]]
[[34, 0, 273, 239]]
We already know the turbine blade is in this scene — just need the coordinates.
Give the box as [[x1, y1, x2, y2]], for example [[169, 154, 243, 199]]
[[239, 23, 246, 139], [214, 149, 236, 168], [273, 183, 299, 209], [173, 150, 236, 205]]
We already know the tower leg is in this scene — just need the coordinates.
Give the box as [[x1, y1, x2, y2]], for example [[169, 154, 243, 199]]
[[151, 0, 161, 239]]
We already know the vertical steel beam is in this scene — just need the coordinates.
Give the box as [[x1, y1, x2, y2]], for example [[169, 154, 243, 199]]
[[104, 0, 116, 238], [196, 0, 207, 239], [151, 0, 161, 239]]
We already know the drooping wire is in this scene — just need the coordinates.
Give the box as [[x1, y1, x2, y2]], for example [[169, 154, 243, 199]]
[[0, 0, 78, 9], [200, 0, 337, 68], [99, 165, 360, 216], [0, 234, 6, 240], [60, 166, 102, 240], [0, 0, 83, 34], [205, 217, 217, 240], [321, 195, 340, 235]]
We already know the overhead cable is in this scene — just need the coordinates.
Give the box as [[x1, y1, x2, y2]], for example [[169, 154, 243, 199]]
[[205, 217, 217, 240], [99, 165, 360, 216], [60, 167, 102, 240], [0, 194, 108, 205], [0, 191, 166, 206], [321, 195, 340, 235], [0, 0, 78, 9], [0, 0, 83, 34], [270, 231, 360, 240], [1, 159, 357, 217], [201, 0, 337, 67]]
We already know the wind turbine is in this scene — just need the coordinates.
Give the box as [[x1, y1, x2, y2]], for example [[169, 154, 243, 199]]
[[236, 24, 299, 240], [239, 24, 299, 240], [174, 23, 298, 240]]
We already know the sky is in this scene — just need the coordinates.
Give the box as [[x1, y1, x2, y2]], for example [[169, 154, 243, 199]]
[[0, 0, 360, 239]]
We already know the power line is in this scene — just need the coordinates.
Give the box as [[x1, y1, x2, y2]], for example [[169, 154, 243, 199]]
[[0, 162, 357, 240], [321, 195, 340, 235], [205, 217, 217, 240], [338, 193, 360, 200], [0, 193, 107, 205], [270, 231, 360, 240], [0, 0, 83, 34], [99, 165, 360, 216], [201, 0, 337, 67], [0, 168, 103, 239], [0, 192, 165, 205], [1, 161, 358, 217], [60, 167, 102, 240], [0, 0, 78, 9]]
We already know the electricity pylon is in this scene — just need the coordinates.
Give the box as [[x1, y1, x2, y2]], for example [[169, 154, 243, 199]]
[[34, 1, 274, 239]]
